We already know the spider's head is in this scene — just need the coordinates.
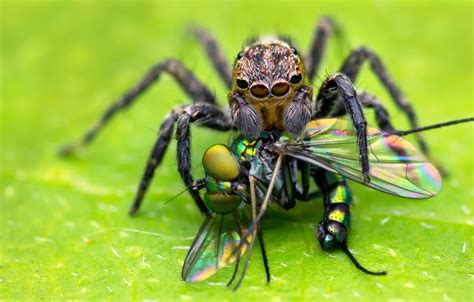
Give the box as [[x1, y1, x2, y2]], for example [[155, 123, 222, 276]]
[[229, 38, 312, 139]]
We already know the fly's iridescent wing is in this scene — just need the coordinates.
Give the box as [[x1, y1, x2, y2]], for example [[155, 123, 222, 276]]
[[270, 118, 441, 198], [182, 213, 250, 282]]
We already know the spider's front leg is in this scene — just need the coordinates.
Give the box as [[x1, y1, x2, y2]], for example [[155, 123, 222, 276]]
[[314, 73, 370, 181], [129, 103, 233, 216], [339, 47, 434, 159], [305, 16, 342, 83], [313, 169, 386, 275], [58, 59, 218, 156], [192, 28, 233, 87]]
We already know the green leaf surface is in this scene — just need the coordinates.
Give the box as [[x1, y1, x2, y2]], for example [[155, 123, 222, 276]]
[[1, 1, 473, 301]]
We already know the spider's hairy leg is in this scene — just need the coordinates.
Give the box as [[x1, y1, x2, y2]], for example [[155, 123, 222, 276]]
[[191, 27, 232, 87], [339, 47, 447, 174], [130, 103, 233, 216], [314, 73, 370, 181], [339, 48, 429, 150], [357, 92, 395, 131], [313, 169, 386, 275], [305, 16, 342, 83], [328, 91, 395, 132], [59, 59, 218, 156]]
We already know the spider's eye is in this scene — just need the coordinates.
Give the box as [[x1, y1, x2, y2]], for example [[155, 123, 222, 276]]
[[290, 74, 302, 84], [237, 51, 244, 60], [236, 79, 249, 89], [290, 47, 298, 55]]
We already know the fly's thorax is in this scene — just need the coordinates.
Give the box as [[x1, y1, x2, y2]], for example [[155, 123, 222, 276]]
[[231, 136, 260, 163], [228, 38, 313, 138]]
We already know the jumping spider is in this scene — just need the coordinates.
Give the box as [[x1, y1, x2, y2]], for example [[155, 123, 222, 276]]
[[59, 16, 433, 220]]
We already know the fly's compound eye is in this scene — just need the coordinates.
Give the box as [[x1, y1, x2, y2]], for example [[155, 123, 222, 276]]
[[271, 81, 290, 97], [290, 74, 303, 84], [236, 79, 249, 89], [250, 84, 270, 98]]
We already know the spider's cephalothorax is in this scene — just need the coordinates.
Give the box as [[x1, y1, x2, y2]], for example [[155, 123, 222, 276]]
[[229, 39, 313, 139]]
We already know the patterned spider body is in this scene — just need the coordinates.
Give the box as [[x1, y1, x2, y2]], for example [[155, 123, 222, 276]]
[[229, 39, 312, 139]]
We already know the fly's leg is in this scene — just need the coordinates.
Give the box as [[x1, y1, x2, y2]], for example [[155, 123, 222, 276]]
[[314, 73, 370, 182], [228, 175, 259, 290], [339, 47, 431, 156], [314, 170, 386, 275], [130, 103, 233, 216], [305, 16, 342, 82], [192, 28, 232, 87], [257, 229, 271, 284], [59, 59, 219, 156], [282, 159, 321, 209]]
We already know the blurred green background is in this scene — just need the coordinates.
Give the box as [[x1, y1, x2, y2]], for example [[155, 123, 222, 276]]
[[1, 0, 473, 301]]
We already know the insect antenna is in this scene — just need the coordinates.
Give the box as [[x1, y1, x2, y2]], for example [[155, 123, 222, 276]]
[[164, 178, 206, 205], [388, 117, 474, 136], [341, 243, 387, 276]]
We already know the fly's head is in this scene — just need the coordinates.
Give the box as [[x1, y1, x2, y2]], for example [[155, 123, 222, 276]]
[[229, 38, 313, 139]]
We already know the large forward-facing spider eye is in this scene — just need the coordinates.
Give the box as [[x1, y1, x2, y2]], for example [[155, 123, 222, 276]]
[[290, 74, 303, 84], [250, 84, 270, 98], [290, 47, 298, 55], [236, 51, 244, 60], [271, 81, 290, 96], [236, 79, 249, 89]]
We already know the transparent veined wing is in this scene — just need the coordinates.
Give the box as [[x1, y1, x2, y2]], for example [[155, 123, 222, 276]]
[[182, 213, 250, 282], [269, 118, 441, 198]]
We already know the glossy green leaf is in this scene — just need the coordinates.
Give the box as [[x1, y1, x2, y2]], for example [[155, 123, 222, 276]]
[[1, 1, 473, 301]]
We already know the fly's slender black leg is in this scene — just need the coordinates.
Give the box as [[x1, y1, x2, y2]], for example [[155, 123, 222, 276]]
[[130, 103, 233, 216], [59, 59, 218, 156], [313, 170, 386, 275], [339, 47, 429, 154], [175, 104, 234, 216], [229, 175, 259, 290], [283, 159, 321, 205], [281, 160, 297, 210], [192, 28, 233, 87], [305, 16, 341, 82], [314, 73, 370, 181], [257, 229, 271, 284]]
